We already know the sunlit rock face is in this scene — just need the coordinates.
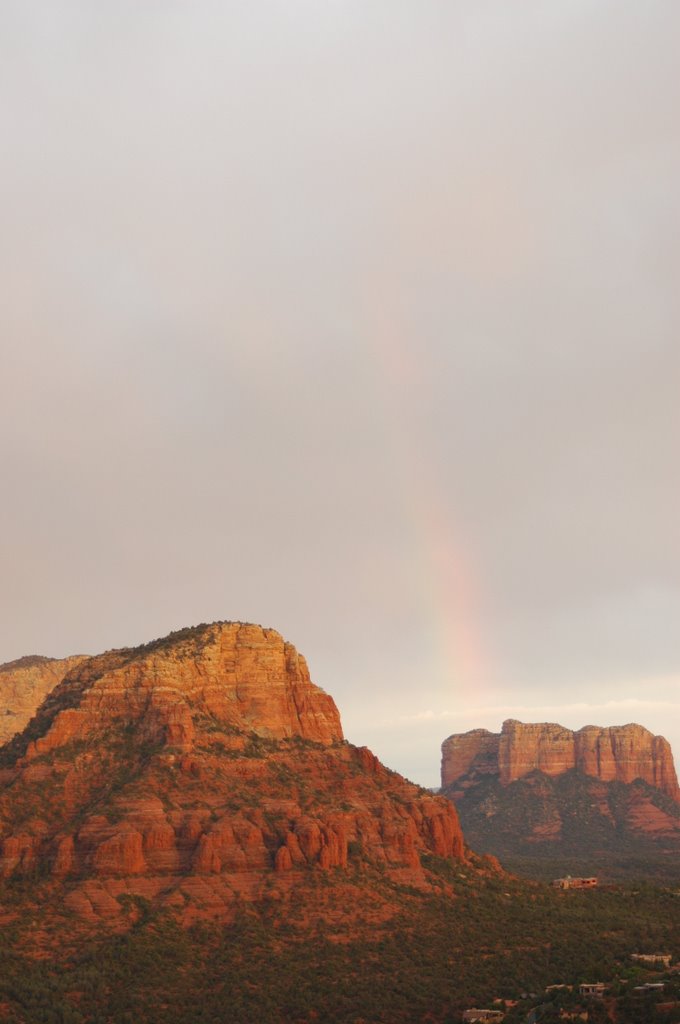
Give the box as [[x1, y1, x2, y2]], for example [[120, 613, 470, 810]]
[[0, 655, 89, 745], [440, 728, 500, 790], [442, 719, 679, 801], [573, 723, 679, 797], [17, 622, 344, 760]]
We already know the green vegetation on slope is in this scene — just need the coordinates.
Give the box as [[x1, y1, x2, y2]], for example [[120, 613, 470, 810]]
[[0, 863, 678, 1023]]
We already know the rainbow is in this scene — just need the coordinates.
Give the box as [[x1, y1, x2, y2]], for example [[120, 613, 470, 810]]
[[366, 305, 490, 691]]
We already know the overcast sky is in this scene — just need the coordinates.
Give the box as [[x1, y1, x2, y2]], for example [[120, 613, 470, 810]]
[[1, 1, 678, 786]]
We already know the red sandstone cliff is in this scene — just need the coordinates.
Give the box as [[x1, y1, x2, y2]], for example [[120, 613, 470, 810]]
[[16, 621, 343, 760], [0, 654, 89, 745], [0, 622, 468, 925], [440, 729, 500, 790], [441, 719, 680, 802]]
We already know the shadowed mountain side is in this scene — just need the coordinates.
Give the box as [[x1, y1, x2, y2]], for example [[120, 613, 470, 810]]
[[442, 769, 680, 882]]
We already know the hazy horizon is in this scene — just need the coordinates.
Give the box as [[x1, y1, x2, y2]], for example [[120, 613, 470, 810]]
[[2, 1, 678, 786]]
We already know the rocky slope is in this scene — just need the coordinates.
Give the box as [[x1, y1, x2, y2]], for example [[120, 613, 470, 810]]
[[0, 621, 470, 928], [442, 719, 680, 800], [0, 654, 88, 744], [441, 720, 680, 879]]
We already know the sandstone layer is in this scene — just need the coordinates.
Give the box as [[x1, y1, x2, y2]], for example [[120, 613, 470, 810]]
[[0, 621, 468, 925], [9, 621, 343, 762], [440, 729, 499, 790], [441, 719, 680, 801], [0, 654, 88, 745]]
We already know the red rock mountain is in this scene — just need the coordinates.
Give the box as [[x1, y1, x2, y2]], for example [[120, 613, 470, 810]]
[[0, 654, 89, 744], [0, 622, 469, 926], [442, 719, 680, 802], [440, 719, 680, 878]]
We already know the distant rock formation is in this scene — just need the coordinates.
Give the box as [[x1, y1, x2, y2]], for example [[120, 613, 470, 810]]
[[0, 654, 89, 745], [440, 719, 680, 877], [440, 728, 499, 789], [441, 719, 680, 802]]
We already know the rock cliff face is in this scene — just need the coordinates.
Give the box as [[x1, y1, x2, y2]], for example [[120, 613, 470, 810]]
[[0, 654, 89, 745], [440, 718, 680, 877], [440, 729, 499, 790], [441, 719, 680, 802], [0, 622, 468, 925], [11, 621, 343, 762]]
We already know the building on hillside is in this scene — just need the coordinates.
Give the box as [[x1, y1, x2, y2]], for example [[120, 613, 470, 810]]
[[631, 953, 671, 968], [633, 982, 665, 993], [461, 1010, 505, 1023], [552, 876, 598, 890], [578, 983, 606, 998]]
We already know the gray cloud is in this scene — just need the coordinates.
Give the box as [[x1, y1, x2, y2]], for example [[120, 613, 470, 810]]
[[1, 1, 678, 785]]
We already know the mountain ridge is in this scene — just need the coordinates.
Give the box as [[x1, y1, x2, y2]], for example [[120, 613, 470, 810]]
[[441, 718, 680, 801], [0, 621, 470, 930]]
